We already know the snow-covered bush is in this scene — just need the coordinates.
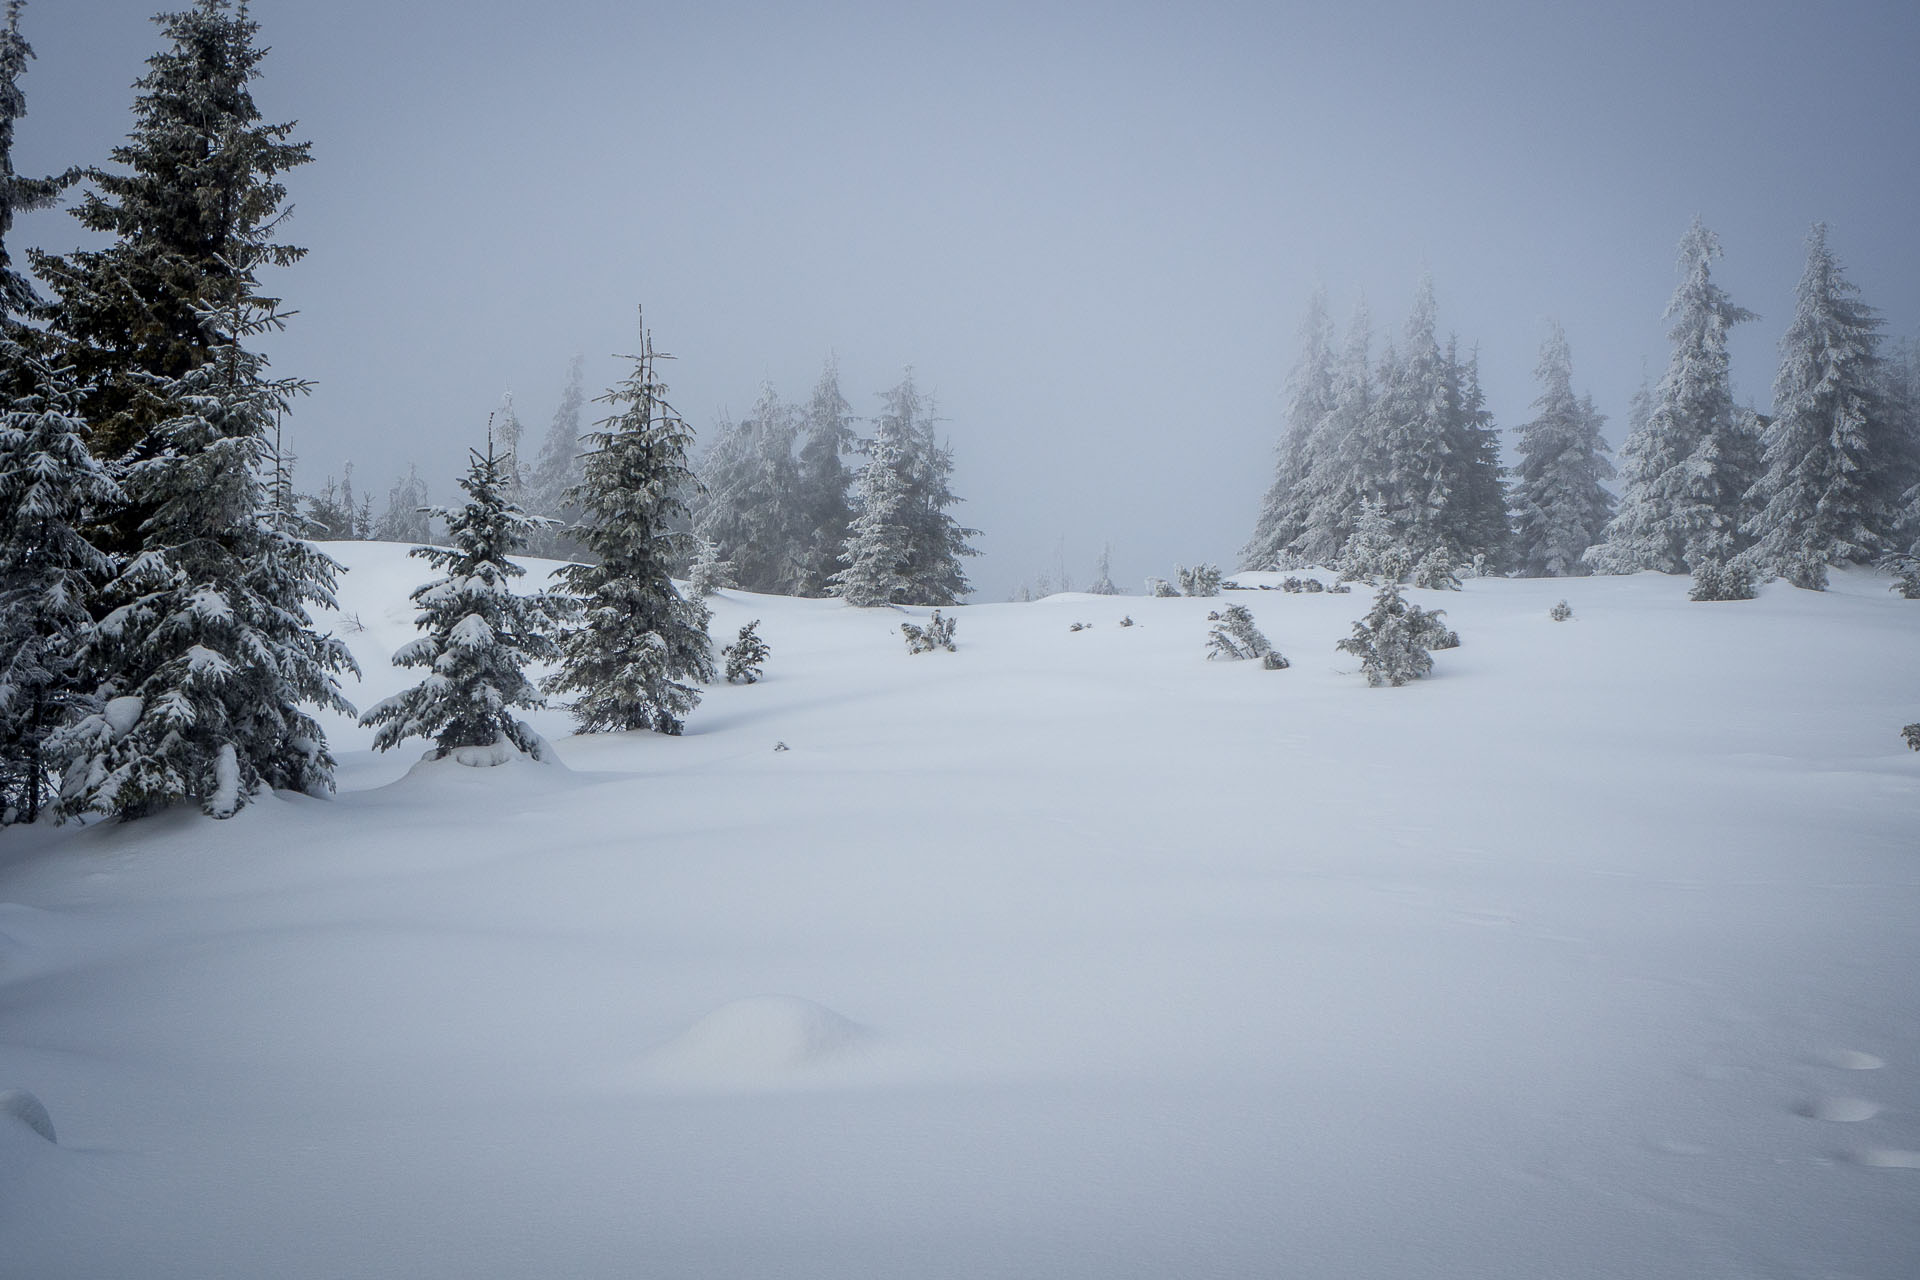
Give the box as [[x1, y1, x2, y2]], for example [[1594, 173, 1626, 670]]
[[1146, 577, 1179, 598], [1904, 722, 1920, 751], [1068, 622, 1090, 632], [1260, 650, 1291, 670], [722, 621, 769, 684], [1281, 576, 1327, 594], [1205, 604, 1271, 661], [1550, 599, 1573, 622], [1118, 615, 1136, 627], [1336, 582, 1454, 687], [1411, 548, 1461, 590], [901, 610, 957, 653], [1177, 564, 1223, 597], [1886, 553, 1920, 600], [1328, 581, 1352, 594], [1688, 559, 1757, 602]]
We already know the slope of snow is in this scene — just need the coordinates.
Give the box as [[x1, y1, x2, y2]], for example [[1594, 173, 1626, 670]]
[[1, 542, 1916, 1278]]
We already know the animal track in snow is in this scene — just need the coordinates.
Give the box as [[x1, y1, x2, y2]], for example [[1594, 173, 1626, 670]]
[[1792, 1096, 1881, 1123]]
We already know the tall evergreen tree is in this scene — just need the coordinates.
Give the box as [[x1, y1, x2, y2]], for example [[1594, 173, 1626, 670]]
[[1365, 276, 1455, 560], [1439, 340, 1512, 570], [526, 354, 586, 556], [1588, 218, 1758, 573], [1513, 322, 1615, 576], [361, 435, 566, 761], [890, 370, 979, 604], [1242, 289, 1335, 571], [830, 391, 915, 607], [544, 321, 713, 735], [793, 356, 856, 596], [1297, 300, 1374, 565], [372, 463, 432, 544], [52, 290, 357, 820], [0, 0, 71, 334], [32, 0, 311, 468], [692, 382, 807, 593], [0, 340, 120, 822], [1745, 224, 1894, 587]]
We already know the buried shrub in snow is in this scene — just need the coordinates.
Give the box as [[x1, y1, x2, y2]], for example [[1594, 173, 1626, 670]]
[[1689, 558, 1757, 601], [1887, 553, 1920, 600], [1411, 548, 1462, 590], [901, 610, 957, 653], [722, 621, 769, 684], [1261, 650, 1291, 670], [1146, 576, 1180, 598], [1550, 599, 1573, 622], [1177, 564, 1223, 597], [1336, 581, 1455, 687], [1904, 723, 1920, 752], [1205, 604, 1276, 662]]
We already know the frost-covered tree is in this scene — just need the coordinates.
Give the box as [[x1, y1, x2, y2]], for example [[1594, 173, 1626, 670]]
[[1336, 581, 1452, 687], [372, 463, 432, 544], [1338, 498, 1402, 582], [492, 391, 527, 501], [1588, 219, 1759, 574], [793, 357, 856, 597], [1243, 289, 1336, 570], [32, 0, 310, 468], [0, 342, 120, 822], [892, 371, 980, 604], [1296, 300, 1374, 565], [525, 355, 587, 554], [544, 322, 713, 735], [1362, 278, 1454, 558], [1744, 224, 1896, 588], [1440, 341, 1511, 569], [1087, 542, 1120, 594], [722, 620, 768, 684], [361, 436, 565, 761], [693, 383, 808, 594], [685, 535, 734, 598], [1205, 604, 1271, 661], [1513, 322, 1615, 576], [830, 385, 916, 607], [53, 294, 357, 820]]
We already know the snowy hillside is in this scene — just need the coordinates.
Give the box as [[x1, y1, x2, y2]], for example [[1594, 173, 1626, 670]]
[[1, 540, 1916, 1279]]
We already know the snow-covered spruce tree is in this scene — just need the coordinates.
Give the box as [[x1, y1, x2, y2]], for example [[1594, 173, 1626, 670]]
[[887, 370, 979, 604], [1205, 604, 1272, 661], [685, 535, 734, 598], [1588, 219, 1759, 574], [1338, 498, 1403, 582], [792, 357, 856, 597], [361, 436, 566, 761], [1687, 557, 1756, 602], [0, 341, 120, 822], [830, 380, 917, 606], [692, 383, 807, 594], [372, 463, 432, 544], [492, 391, 528, 501], [1336, 581, 1452, 687], [1296, 300, 1374, 565], [1442, 341, 1512, 571], [31, 0, 309, 470], [1904, 722, 1919, 751], [1514, 322, 1616, 576], [544, 322, 713, 735], [1087, 542, 1119, 594], [54, 291, 357, 820], [722, 620, 768, 684], [1362, 278, 1454, 563], [1242, 288, 1336, 571], [1744, 224, 1896, 588], [900, 609, 956, 653], [525, 354, 587, 556]]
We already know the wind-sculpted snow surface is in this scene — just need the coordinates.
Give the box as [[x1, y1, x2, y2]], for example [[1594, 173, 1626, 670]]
[[0, 543, 1916, 1279]]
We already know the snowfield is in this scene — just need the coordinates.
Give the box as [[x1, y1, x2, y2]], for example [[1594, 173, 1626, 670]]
[[2, 540, 1917, 1278]]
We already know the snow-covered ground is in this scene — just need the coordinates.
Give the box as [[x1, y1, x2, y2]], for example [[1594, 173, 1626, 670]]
[[2, 541, 1916, 1278]]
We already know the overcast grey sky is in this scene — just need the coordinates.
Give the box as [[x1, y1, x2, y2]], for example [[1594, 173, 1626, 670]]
[[15, 0, 1920, 597]]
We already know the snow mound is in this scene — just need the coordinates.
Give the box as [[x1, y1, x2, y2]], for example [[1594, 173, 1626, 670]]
[[392, 734, 566, 784], [643, 995, 868, 1089], [0, 1089, 56, 1144]]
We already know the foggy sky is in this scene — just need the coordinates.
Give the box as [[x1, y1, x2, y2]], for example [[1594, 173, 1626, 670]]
[[16, 0, 1920, 598]]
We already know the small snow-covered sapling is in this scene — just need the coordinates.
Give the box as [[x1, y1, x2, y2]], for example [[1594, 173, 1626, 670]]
[[723, 620, 769, 684], [901, 610, 958, 653], [1550, 600, 1573, 622], [1205, 604, 1273, 662], [1903, 723, 1919, 752], [1336, 581, 1454, 687], [1689, 559, 1756, 601], [1178, 563, 1224, 597]]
